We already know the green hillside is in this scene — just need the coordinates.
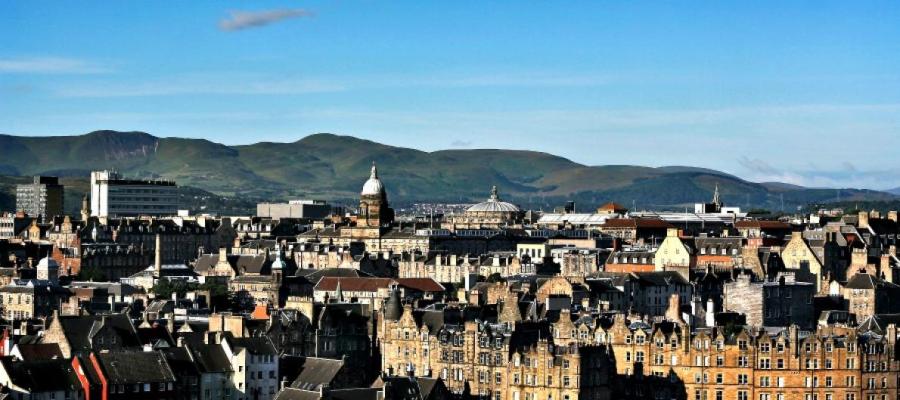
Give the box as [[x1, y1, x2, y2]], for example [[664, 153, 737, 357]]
[[0, 130, 894, 212]]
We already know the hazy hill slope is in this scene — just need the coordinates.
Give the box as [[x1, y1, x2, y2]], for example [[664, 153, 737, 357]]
[[0, 130, 894, 210]]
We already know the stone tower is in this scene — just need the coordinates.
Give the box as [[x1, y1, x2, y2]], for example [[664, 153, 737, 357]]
[[357, 162, 394, 230]]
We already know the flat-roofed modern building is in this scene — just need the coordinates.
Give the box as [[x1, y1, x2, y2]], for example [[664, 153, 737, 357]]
[[16, 176, 64, 221], [90, 170, 178, 218], [256, 199, 330, 219]]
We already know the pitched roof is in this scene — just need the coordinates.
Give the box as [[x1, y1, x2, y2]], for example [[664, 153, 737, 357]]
[[845, 273, 900, 290], [188, 344, 232, 374], [289, 357, 344, 391], [95, 351, 176, 384], [13, 343, 63, 361], [50, 313, 141, 355], [396, 278, 444, 292], [315, 277, 393, 292], [0, 358, 81, 392], [274, 388, 322, 400], [228, 334, 278, 356]]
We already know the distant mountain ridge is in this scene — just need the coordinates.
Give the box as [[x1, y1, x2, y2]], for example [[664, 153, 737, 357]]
[[0, 130, 894, 210]]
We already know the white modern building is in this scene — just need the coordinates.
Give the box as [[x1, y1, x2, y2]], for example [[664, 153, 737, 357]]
[[90, 170, 178, 218], [256, 199, 330, 219]]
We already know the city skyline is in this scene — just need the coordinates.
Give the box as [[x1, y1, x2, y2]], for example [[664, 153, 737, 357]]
[[3, 1, 900, 189]]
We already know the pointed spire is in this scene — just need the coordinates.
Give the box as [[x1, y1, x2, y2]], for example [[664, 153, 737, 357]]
[[712, 183, 721, 205], [334, 279, 344, 302], [370, 161, 378, 179]]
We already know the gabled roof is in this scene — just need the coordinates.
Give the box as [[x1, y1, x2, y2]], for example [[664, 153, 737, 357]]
[[49, 313, 141, 355]]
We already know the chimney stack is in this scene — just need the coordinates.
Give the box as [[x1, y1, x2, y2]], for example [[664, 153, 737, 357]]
[[858, 211, 870, 229], [154, 233, 162, 272]]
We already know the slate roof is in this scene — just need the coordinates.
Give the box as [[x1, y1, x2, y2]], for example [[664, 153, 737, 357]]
[[95, 351, 176, 384], [289, 357, 344, 391], [315, 277, 444, 293], [634, 271, 691, 286], [188, 343, 233, 374], [296, 268, 373, 280], [858, 314, 900, 335], [227, 334, 278, 356], [160, 347, 200, 377], [50, 313, 141, 354], [0, 358, 81, 393], [845, 273, 900, 290], [13, 343, 63, 361], [274, 388, 322, 400], [194, 254, 271, 275]]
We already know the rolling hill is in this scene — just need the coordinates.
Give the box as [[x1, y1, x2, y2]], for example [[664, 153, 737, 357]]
[[0, 130, 894, 212]]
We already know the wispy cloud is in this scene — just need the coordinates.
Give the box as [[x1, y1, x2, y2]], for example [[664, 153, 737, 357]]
[[0, 57, 110, 74], [52, 70, 614, 98], [219, 9, 313, 31], [55, 74, 345, 97]]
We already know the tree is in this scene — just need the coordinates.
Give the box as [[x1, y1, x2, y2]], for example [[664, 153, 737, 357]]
[[77, 265, 106, 282], [151, 280, 198, 298]]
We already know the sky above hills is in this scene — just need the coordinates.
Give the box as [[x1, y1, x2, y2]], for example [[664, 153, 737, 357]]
[[2, 2, 900, 189]]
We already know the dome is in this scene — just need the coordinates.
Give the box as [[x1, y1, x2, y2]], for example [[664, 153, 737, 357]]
[[361, 162, 385, 196], [467, 186, 520, 213]]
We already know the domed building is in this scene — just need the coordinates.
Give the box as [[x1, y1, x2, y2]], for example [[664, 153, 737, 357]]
[[357, 162, 394, 230], [445, 186, 524, 230]]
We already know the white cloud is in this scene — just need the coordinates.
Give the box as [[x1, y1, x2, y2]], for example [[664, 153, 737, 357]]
[[0, 57, 110, 74], [219, 9, 313, 31], [55, 75, 345, 97]]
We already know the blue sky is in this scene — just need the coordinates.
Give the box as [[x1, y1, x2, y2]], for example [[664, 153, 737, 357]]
[[2, 1, 900, 189]]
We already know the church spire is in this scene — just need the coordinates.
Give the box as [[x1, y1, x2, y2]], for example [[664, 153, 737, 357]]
[[370, 161, 378, 179], [712, 183, 721, 206]]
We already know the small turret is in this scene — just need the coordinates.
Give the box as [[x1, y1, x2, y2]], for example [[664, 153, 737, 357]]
[[384, 288, 403, 321], [80, 195, 90, 221]]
